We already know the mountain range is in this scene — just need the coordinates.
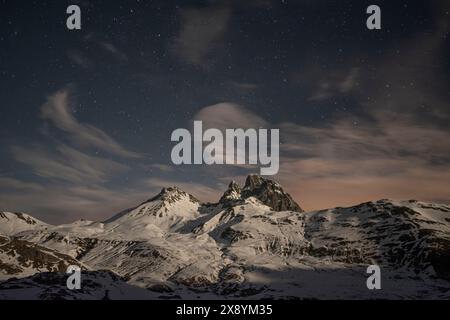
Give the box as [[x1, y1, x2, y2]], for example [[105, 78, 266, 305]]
[[1, 175, 450, 299]]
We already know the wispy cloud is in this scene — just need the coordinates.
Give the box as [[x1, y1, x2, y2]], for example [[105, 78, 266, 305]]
[[41, 88, 140, 158], [194, 102, 268, 130], [191, 102, 273, 169], [172, 5, 231, 67], [11, 144, 129, 184], [277, 112, 450, 209], [300, 67, 360, 101], [0, 183, 152, 224], [0, 87, 146, 223], [190, 98, 450, 210], [146, 163, 175, 173], [98, 42, 128, 62], [67, 50, 91, 69], [0, 177, 44, 192]]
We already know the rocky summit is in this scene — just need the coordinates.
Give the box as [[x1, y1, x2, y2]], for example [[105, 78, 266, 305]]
[[219, 175, 303, 212]]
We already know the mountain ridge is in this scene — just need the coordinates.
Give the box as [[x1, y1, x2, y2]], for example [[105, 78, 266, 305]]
[[1, 175, 450, 299]]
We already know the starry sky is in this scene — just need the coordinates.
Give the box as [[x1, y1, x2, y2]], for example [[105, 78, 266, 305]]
[[0, 0, 449, 224]]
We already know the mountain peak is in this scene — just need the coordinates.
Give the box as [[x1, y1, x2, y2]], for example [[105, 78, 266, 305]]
[[244, 174, 277, 190], [219, 175, 303, 212], [0, 211, 48, 236], [219, 180, 242, 203], [0, 212, 37, 225], [103, 185, 201, 228], [146, 186, 200, 205]]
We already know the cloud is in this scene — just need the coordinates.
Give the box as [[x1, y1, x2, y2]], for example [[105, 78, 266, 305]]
[[67, 50, 91, 69], [41, 89, 140, 158], [280, 111, 450, 163], [173, 5, 231, 66], [146, 164, 175, 173], [67, 32, 129, 70], [230, 81, 259, 93], [363, 34, 449, 121], [0, 183, 152, 224], [194, 102, 268, 129], [282, 163, 450, 211], [0, 177, 44, 192], [191, 102, 274, 170], [11, 144, 129, 184], [99, 42, 128, 62], [303, 67, 360, 101], [277, 113, 450, 209], [0, 87, 147, 223], [272, 0, 450, 210], [3, 1, 450, 223], [190, 99, 450, 210]]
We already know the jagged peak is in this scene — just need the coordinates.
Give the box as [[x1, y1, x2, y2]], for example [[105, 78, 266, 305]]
[[243, 174, 267, 190], [219, 175, 303, 213], [228, 180, 239, 189], [219, 180, 242, 203]]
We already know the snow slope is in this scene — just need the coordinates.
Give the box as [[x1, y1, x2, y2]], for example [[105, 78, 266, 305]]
[[0, 212, 49, 236]]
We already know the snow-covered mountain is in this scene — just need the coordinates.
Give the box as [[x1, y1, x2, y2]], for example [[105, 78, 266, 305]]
[[1, 175, 450, 299], [103, 186, 202, 237], [0, 211, 48, 235], [305, 199, 450, 279]]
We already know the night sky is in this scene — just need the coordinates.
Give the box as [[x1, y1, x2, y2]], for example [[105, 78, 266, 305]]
[[1, 0, 449, 223]]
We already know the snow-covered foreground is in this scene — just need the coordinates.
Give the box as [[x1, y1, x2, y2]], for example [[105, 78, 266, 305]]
[[1, 175, 450, 299]]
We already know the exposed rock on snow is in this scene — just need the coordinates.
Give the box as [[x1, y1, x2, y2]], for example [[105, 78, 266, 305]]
[[0, 235, 83, 280], [219, 175, 303, 212]]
